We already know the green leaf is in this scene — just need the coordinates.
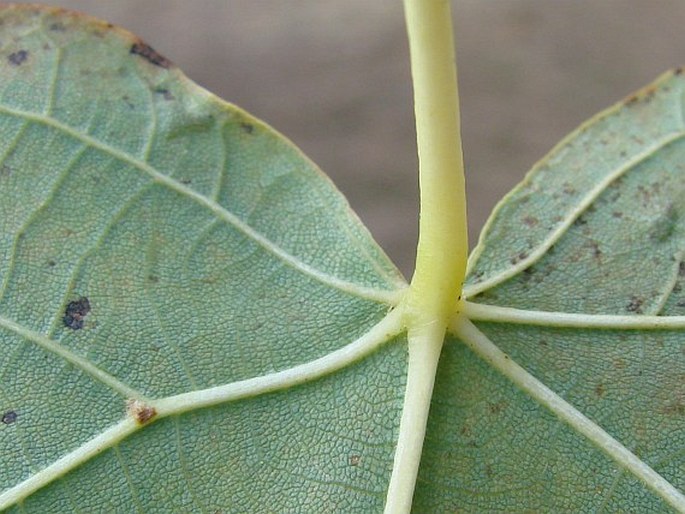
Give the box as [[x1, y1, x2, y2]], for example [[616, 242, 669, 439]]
[[1, 5, 685, 514], [414, 72, 685, 511], [0, 6, 406, 512]]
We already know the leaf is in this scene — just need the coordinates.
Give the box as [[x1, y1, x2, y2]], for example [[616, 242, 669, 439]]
[[1, 5, 685, 514], [413, 72, 685, 511], [0, 6, 406, 512]]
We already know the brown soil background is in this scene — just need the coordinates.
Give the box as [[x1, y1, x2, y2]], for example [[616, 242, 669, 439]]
[[13, 1, 685, 278]]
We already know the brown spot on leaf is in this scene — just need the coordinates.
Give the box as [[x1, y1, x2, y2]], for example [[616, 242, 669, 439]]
[[595, 383, 605, 398], [624, 94, 640, 106], [63, 297, 91, 330], [130, 42, 171, 69], [240, 122, 255, 134], [127, 399, 157, 425], [348, 455, 361, 466], [1, 411, 17, 424], [488, 401, 507, 415], [8, 50, 28, 66], [523, 215, 538, 227]]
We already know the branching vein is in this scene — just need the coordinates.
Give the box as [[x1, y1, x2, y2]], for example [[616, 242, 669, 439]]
[[0, 104, 403, 305], [450, 316, 685, 513], [0, 308, 405, 510], [464, 130, 685, 298]]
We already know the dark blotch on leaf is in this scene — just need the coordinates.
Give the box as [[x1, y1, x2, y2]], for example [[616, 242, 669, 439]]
[[8, 50, 28, 66], [130, 42, 171, 69], [63, 297, 91, 330], [1, 411, 17, 424], [154, 88, 174, 101], [240, 122, 255, 134]]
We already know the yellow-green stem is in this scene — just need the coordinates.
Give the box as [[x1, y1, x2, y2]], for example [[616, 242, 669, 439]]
[[385, 1, 467, 512], [405, 0, 467, 326]]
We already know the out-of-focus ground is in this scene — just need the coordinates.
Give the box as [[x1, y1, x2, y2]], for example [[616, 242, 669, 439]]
[[12, 1, 685, 278]]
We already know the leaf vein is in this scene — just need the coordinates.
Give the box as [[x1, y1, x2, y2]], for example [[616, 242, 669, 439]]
[[465, 130, 685, 298], [463, 301, 685, 329], [0, 313, 145, 400], [451, 315, 685, 512], [0, 104, 400, 304]]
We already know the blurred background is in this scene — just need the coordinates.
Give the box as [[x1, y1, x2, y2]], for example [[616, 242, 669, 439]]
[[11, 0, 685, 278]]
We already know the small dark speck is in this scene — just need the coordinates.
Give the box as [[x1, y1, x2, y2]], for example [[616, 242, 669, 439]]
[[154, 88, 174, 101], [1, 411, 17, 424], [626, 296, 644, 314], [63, 297, 91, 330], [595, 383, 605, 397], [8, 50, 28, 66], [180, 178, 192, 185], [509, 251, 529, 265], [522, 216, 538, 227], [47, 259, 56, 267], [49, 22, 66, 32], [240, 122, 255, 134]]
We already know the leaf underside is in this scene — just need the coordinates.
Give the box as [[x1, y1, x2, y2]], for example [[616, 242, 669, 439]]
[[0, 5, 683, 513]]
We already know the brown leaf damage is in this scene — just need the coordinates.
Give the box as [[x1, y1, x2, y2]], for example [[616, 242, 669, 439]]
[[126, 399, 157, 425]]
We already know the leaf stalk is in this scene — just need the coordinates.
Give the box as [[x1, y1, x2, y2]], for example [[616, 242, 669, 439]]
[[386, 0, 468, 512]]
